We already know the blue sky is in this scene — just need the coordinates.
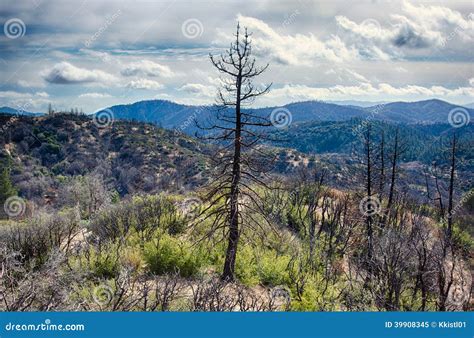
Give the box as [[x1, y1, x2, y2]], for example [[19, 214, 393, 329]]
[[0, 0, 473, 113]]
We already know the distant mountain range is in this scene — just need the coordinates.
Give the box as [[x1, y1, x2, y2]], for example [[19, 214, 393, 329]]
[[0, 106, 43, 116], [94, 99, 473, 134], [324, 100, 388, 107], [1, 99, 472, 133]]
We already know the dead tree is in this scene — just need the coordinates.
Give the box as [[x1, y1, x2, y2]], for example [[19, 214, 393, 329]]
[[426, 133, 460, 311], [446, 133, 456, 245], [381, 127, 401, 226], [288, 168, 327, 258], [363, 124, 374, 260], [378, 130, 385, 200], [197, 23, 272, 281]]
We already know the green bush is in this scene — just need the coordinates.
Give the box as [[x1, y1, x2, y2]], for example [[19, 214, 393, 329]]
[[234, 245, 259, 286], [256, 250, 291, 286], [143, 234, 204, 277], [233, 245, 292, 287], [90, 194, 183, 242], [71, 243, 120, 279]]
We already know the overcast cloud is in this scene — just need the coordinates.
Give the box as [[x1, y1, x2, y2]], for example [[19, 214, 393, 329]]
[[0, 0, 472, 112]]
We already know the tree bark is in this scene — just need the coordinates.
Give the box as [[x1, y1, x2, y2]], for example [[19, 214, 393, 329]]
[[222, 74, 242, 281], [382, 128, 399, 226], [365, 124, 373, 260]]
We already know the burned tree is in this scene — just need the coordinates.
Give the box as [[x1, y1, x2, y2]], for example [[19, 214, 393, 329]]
[[363, 124, 375, 260], [381, 127, 403, 226], [197, 24, 272, 281], [446, 133, 456, 244]]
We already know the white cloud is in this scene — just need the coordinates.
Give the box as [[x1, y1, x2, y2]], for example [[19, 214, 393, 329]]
[[179, 83, 215, 97], [78, 92, 112, 98], [402, 1, 473, 36], [121, 60, 175, 78], [1, 0, 472, 110], [324, 68, 369, 84], [335, 1, 474, 59], [233, 15, 358, 65], [0, 91, 50, 111], [42, 62, 117, 84], [0, 91, 49, 99], [126, 79, 163, 90], [16, 79, 46, 89], [266, 83, 474, 102], [80, 49, 114, 63], [35, 91, 50, 98]]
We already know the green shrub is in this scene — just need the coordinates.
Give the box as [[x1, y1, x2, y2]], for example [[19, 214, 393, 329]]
[[143, 234, 204, 277], [71, 243, 120, 279], [90, 194, 183, 242], [233, 245, 292, 287], [256, 250, 291, 286], [234, 245, 259, 286]]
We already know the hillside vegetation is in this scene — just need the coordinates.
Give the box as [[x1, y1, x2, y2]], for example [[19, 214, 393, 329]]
[[0, 112, 472, 311]]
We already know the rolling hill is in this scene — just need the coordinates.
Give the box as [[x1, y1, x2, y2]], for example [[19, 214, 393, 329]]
[[94, 99, 473, 134], [0, 106, 44, 116]]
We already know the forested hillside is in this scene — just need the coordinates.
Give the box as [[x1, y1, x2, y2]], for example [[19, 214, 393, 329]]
[[0, 22, 472, 314]]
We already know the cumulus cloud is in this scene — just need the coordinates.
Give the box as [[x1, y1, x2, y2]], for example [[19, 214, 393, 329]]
[[232, 15, 358, 65], [126, 79, 163, 90], [35, 91, 50, 98], [324, 68, 370, 85], [1, 0, 472, 110], [121, 60, 175, 78], [42, 62, 117, 84], [335, 1, 474, 59], [402, 1, 473, 38], [336, 14, 442, 51], [179, 83, 215, 97]]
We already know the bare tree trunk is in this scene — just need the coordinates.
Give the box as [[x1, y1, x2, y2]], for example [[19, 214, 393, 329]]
[[202, 24, 271, 282], [223, 75, 242, 281], [437, 134, 457, 311], [365, 124, 373, 260], [378, 130, 385, 199], [446, 133, 456, 245], [382, 128, 399, 226]]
